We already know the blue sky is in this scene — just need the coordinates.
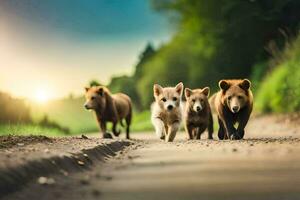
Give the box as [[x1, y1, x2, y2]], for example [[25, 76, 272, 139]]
[[0, 0, 173, 100]]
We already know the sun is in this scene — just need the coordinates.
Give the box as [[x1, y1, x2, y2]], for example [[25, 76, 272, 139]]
[[34, 90, 50, 104]]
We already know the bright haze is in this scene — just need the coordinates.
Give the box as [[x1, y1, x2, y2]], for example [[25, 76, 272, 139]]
[[0, 0, 172, 102]]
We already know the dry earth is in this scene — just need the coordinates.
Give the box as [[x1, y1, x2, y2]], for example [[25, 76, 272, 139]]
[[1, 114, 300, 200]]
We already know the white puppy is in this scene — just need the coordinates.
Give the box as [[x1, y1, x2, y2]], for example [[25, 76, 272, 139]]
[[151, 82, 184, 142]]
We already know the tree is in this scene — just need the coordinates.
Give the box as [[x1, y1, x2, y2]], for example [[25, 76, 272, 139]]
[[107, 43, 157, 110], [89, 80, 101, 87], [133, 43, 156, 80]]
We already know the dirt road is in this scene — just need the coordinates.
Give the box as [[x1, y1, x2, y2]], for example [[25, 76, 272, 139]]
[[2, 115, 300, 200]]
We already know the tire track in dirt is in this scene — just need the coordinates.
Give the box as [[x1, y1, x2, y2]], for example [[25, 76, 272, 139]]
[[0, 139, 132, 198]]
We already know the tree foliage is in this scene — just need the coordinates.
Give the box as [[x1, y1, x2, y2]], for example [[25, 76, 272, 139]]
[[89, 80, 101, 87], [256, 33, 300, 112], [132, 0, 300, 108], [104, 1, 300, 110], [107, 43, 156, 110]]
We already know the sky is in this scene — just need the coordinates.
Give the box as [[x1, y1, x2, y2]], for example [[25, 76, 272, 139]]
[[0, 0, 173, 101]]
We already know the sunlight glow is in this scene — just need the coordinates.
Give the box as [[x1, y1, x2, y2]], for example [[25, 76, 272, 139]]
[[34, 89, 50, 104]]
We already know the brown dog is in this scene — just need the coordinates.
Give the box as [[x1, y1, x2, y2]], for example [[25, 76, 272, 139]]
[[84, 86, 132, 139], [184, 87, 213, 140]]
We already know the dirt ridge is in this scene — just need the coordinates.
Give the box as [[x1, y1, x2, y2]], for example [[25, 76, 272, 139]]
[[0, 140, 133, 198]]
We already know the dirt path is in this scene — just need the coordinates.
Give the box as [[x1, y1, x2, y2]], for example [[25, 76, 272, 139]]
[[2, 115, 300, 200]]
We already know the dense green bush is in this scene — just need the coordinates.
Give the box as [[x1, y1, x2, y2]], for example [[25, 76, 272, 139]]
[[255, 35, 300, 113], [255, 66, 289, 112]]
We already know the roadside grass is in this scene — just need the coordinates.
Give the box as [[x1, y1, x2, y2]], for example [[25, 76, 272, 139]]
[[255, 66, 289, 112], [1, 108, 219, 136], [29, 97, 98, 134], [29, 96, 153, 135], [0, 124, 66, 136], [131, 110, 153, 132], [255, 34, 300, 113], [103, 110, 153, 134]]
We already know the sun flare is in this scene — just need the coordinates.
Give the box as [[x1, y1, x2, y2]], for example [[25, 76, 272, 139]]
[[34, 90, 50, 104]]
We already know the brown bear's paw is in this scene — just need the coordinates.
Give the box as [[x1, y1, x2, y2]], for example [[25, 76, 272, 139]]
[[237, 130, 245, 139], [218, 130, 225, 140], [112, 130, 121, 137], [230, 133, 242, 140], [103, 132, 113, 139]]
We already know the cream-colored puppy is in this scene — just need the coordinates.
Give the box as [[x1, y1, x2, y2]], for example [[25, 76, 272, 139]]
[[151, 82, 184, 142]]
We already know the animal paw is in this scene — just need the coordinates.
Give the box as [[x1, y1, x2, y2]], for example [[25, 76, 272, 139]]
[[230, 133, 241, 140], [237, 130, 245, 139], [103, 132, 113, 139]]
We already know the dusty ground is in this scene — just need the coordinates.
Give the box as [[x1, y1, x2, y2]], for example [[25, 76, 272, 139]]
[[1, 115, 300, 200], [0, 134, 128, 169]]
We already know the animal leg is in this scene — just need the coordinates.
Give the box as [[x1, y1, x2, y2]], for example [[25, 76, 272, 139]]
[[125, 112, 132, 139], [217, 117, 225, 140], [236, 110, 250, 139], [193, 128, 198, 139], [208, 112, 214, 139], [152, 117, 165, 140], [196, 125, 206, 140], [112, 122, 121, 137], [100, 121, 106, 134], [223, 119, 237, 140], [185, 123, 194, 140], [100, 122, 112, 139], [166, 122, 180, 142]]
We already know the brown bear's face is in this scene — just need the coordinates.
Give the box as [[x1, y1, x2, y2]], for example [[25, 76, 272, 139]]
[[153, 82, 183, 111], [185, 87, 210, 112], [219, 79, 251, 113], [84, 86, 107, 111]]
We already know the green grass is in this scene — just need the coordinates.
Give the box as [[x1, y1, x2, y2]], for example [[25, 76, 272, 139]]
[[255, 66, 289, 113], [29, 97, 153, 134], [131, 110, 153, 132], [30, 97, 98, 134], [255, 34, 300, 113], [0, 124, 66, 136], [96, 110, 153, 133]]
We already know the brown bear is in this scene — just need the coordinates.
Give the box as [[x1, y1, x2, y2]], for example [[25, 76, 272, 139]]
[[184, 87, 213, 140], [213, 79, 253, 140], [84, 86, 132, 139]]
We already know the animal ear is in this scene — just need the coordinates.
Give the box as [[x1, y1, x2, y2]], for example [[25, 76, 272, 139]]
[[239, 79, 251, 90], [153, 84, 163, 97], [185, 88, 193, 99], [202, 87, 210, 97], [219, 80, 230, 91], [85, 87, 89, 92], [175, 82, 184, 95], [97, 87, 104, 96]]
